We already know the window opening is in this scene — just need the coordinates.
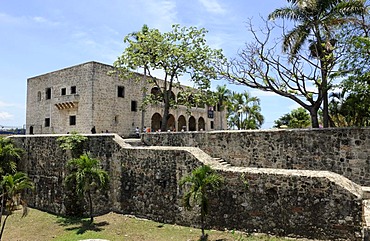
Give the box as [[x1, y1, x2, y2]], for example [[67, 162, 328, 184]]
[[45, 118, 50, 127], [69, 115, 76, 125], [46, 88, 52, 99], [117, 86, 125, 98], [71, 86, 76, 94], [131, 101, 137, 112]]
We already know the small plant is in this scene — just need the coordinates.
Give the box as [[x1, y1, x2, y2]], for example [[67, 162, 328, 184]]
[[57, 132, 87, 158], [0, 137, 24, 176], [180, 165, 224, 241], [240, 173, 249, 189], [65, 153, 109, 224], [0, 172, 34, 240]]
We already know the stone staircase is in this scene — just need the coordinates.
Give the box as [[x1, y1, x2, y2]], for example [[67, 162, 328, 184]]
[[213, 157, 232, 167], [123, 138, 147, 147], [362, 187, 370, 240]]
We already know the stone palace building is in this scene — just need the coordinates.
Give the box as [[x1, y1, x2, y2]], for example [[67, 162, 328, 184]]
[[26, 61, 226, 136]]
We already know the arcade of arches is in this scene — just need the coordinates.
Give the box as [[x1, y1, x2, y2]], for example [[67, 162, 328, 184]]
[[150, 113, 206, 132]]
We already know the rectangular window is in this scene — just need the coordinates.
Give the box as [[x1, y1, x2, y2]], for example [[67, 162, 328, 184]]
[[131, 100, 137, 112], [71, 86, 76, 94], [69, 115, 76, 126], [117, 86, 125, 98], [44, 118, 50, 127], [61, 88, 66, 96], [210, 121, 214, 129], [46, 88, 52, 99]]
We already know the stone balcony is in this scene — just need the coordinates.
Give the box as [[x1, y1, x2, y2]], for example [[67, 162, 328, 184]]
[[54, 94, 79, 110]]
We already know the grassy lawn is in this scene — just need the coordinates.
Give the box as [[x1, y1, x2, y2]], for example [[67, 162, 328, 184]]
[[3, 208, 312, 241]]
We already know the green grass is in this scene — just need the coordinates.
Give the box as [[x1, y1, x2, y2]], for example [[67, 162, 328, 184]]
[[3, 208, 311, 241]]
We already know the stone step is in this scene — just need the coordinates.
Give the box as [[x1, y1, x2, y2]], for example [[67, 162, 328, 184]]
[[363, 186, 370, 199], [213, 158, 232, 167]]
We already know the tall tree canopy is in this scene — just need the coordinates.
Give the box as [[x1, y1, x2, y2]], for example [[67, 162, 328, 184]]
[[226, 91, 264, 130], [274, 107, 311, 128], [333, 6, 370, 126], [218, 0, 367, 128], [269, 0, 367, 128], [114, 24, 225, 131]]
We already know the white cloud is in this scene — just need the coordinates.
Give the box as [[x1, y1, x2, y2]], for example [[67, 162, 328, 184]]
[[0, 12, 60, 27], [0, 101, 15, 108], [198, 0, 226, 14], [0, 112, 13, 121], [140, 0, 178, 31]]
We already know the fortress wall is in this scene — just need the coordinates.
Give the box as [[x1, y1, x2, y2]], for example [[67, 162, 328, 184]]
[[10, 134, 366, 240], [142, 128, 370, 186]]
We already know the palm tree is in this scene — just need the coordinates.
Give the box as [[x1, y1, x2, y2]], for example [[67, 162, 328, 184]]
[[268, 0, 367, 127], [215, 85, 231, 129], [227, 91, 264, 130], [179, 165, 224, 240], [0, 172, 34, 240], [65, 153, 109, 224], [243, 104, 265, 129], [0, 137, 23, 176]]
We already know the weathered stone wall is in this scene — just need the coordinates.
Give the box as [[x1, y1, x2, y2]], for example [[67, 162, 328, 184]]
[[143, 128, 370, 186], [11, 134, 367, 240]]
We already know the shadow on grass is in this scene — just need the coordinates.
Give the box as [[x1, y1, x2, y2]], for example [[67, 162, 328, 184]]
[[56, 216, 109, 235]]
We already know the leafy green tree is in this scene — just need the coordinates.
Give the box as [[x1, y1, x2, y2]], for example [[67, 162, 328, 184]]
[[0, 137, 23, 177], [0, 172, 34, 240], [114, 24, 225, 131], [329, 91, 370, 127], [334, 9, 370, 126], [65, 153, 109, 224], [274, 107, 311, 128], [226, 91, 264, 130], [179, 165, 224, 240], [268, 0, 367, 127]]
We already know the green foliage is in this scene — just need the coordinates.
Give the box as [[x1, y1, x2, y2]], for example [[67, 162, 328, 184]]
[[274, 107, 311, 128], [114, 24, 225, 131], [268, 0, 367, 128], [0, 172, 34, 239], [0, 137, 23, 176], [180, 165, 224, 240], [333, 12, 370, 127], [65, 153, 109, 223], [226, 91, 264, 130], [57, 132, 87, 158]]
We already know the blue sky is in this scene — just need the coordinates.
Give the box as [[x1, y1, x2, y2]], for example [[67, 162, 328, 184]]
[[0, 0, 300, 129]]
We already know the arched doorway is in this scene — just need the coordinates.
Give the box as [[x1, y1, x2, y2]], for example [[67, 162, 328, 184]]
[[167, 114, 175, 131], [198, 117, 205, 131], [151, 113, 162, 132], [178, 115, 187, 131], [189, 116, 196, 131]]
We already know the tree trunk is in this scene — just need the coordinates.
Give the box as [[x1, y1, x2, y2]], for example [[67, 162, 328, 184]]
[[161, 93, 171, 131], [0, 214, 10, 240], [200, 211, 205, 240], [322, 72, 329, 128], [0, 194, 4, 226], [87, 190, 93, 224], [310, 108, 320, 128]]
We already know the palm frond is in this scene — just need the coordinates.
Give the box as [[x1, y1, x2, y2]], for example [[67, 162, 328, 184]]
[[268, 7, 302, 21]]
